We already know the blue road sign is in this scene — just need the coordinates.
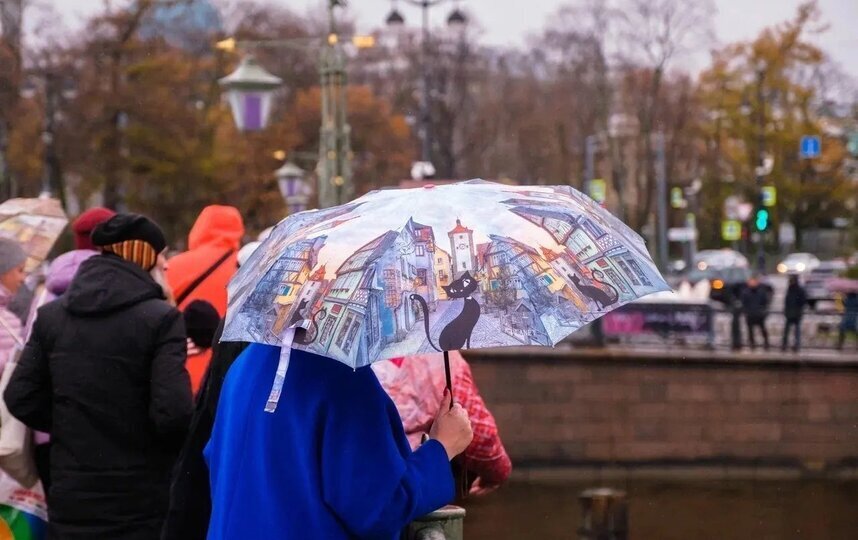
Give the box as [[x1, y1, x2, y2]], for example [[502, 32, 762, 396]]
[[800, 135, 821, 159]]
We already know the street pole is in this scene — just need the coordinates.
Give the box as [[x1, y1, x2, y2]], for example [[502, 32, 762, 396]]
[[584, 135, 596, 197], [755, 67, 766, 274], [655, 132, 669, 272], [40, 73, 58, 198], [420, 1, 432, 164], [317, 0, 354, 208]]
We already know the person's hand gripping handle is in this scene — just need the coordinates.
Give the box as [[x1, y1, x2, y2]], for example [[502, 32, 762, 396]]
[[430, 388, 473, 461]]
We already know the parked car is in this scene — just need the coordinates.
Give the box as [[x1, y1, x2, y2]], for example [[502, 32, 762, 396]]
[[776, 253, 821, 275], [693, 249, 749, 271], [805, 259, 847, 309]]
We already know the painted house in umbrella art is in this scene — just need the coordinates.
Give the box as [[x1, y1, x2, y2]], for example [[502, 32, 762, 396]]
[[480, 234, 581, 346], [509, 205, 658, 302], [235, 235, 327, 342], [433, 246, 453, 300], [308, 224, 421, 366], [411, 221, 437, 307]]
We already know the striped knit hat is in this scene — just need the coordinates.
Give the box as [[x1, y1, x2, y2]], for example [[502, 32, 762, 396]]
[[91, 214, 167, 271]]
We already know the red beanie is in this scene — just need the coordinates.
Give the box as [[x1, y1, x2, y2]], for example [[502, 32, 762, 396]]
[[72, 207, 116, 250]]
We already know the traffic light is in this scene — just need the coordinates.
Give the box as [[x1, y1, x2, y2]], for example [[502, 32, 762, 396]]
[[755, 208, 770, 232]]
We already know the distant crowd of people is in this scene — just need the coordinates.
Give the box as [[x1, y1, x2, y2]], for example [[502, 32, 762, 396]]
[[0, 206, 512, 539], [731, 274, 858, 352]]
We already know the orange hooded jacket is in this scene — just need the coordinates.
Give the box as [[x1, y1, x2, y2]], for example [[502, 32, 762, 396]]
[[166, 205, 244, 316]]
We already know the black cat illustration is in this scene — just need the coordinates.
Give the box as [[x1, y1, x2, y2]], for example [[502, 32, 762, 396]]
[[288, 299, 324, 345], [570, 271, 619, 310], [411, 271, 481, 351]]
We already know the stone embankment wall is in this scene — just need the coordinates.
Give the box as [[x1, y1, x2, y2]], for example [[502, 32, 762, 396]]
[[465, 348, 858, 468]]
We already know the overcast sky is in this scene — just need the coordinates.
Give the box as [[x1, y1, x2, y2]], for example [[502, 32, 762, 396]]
[[50, 0, 858, 78]]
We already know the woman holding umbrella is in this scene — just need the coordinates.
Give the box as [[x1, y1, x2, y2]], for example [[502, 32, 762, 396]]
[[205, 344, 472, 539], [209, 181, 668, 538]]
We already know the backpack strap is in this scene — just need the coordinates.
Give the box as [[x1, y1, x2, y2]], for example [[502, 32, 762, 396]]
[[175, 250, 235, 307]]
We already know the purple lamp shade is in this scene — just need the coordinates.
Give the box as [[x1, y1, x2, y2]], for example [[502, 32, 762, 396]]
[[243, 94, 263, 131], [226, 90, 274, 132]]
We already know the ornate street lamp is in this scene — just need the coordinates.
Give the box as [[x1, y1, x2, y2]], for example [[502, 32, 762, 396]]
[[218, 55, 283, 132], [276, 161, 312, 215], [384, 0, 468, 166]]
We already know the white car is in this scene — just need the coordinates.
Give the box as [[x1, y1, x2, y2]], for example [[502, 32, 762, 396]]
[[693, 249, 749, 271], [777, 253, 821, 275]]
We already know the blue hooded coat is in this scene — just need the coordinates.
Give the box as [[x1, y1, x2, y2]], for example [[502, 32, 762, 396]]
[[204, 344, 454, 539]]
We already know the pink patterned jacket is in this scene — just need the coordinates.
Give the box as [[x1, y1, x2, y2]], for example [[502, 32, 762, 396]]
[[0, 285, 23, 371], [372, 351, 512, 486]]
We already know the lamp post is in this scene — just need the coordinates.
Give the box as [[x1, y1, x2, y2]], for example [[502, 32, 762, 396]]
[[276, 161, 312, 215], [385, 0, 467, 167], [218, 55, 283, 132], [218, 1, 363, 209]]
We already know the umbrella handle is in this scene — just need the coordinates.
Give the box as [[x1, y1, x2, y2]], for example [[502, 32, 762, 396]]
[[444, 350, 453, 410]]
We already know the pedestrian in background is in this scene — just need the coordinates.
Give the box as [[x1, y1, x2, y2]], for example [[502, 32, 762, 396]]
[[166, 205, 243, 316], [837, 291, 858, 350], [183, 299, 221, 396], [45, 207, 116, 298], [741, 276, 771, 350], [0, 238, 27, 366], [5, 214, 193, 540], [782, 275, 807, 352], [162, 241, 258, 540]]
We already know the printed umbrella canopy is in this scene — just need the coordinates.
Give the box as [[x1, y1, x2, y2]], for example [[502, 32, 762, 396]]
[[0, 197, 68, 272], [225, 180, 669, 410]]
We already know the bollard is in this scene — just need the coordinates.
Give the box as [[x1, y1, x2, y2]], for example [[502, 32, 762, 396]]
[[403, 505, 466, 540], [578, 488, 628, 540]]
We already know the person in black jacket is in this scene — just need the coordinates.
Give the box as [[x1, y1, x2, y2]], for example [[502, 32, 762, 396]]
[[740, 276, 771, 350], [5, 214, 193, 540], [161, 322, 247, 540], [782, 275, 807, 352]]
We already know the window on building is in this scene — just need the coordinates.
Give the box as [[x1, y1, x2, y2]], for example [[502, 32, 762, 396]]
[[336, 312, 354, 349], [627, 259, 653, 286], [417, 268, 428, 284], [280, 285, 292, 296], [416, 245, 426, 256], [542, 274, 554, 285], [343, 314, 361, 353], [320, 316, 337, 345], [462, 262, 467, 270]]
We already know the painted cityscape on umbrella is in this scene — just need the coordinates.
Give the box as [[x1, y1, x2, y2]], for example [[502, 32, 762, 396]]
[[223, 180, 668, 368]]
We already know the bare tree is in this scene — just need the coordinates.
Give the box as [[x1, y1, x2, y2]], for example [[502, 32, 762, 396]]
[[613, 0, 715, 231]]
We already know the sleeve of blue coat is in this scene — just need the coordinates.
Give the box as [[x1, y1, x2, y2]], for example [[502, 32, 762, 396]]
[[321, 367, 454, 538]]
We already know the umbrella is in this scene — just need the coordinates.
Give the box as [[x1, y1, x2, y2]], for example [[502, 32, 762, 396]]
[[0, 197, 68, 272], [223, 180, 669, 410]]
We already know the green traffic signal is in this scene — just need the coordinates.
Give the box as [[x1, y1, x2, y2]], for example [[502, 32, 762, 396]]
[[755, 208, 770, 231]]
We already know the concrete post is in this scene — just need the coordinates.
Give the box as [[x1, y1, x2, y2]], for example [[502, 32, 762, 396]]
[[403, 506, 466, 540], [578, 488, 628, 540]]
